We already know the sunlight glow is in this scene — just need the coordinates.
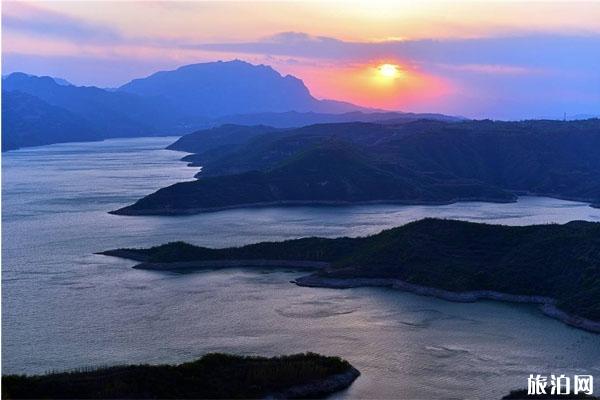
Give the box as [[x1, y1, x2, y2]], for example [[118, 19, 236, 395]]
[[378, 64, 401, 78]]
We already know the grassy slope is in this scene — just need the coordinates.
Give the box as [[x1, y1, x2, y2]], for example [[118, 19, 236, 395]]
[[104, 219, 600, 321], [2, 353, 357, 399]]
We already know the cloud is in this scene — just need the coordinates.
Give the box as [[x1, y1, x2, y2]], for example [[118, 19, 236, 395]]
[[2, 2, 122, 43], [3, 13, 599, 119], [437, 63, 544, 76], [192, 32, 600, 73]]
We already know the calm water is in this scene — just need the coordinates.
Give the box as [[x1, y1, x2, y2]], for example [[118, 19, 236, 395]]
[[3, 137, 600, 399]]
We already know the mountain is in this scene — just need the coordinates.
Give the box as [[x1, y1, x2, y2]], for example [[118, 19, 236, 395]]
[[118, 60, 366, 117], [2, 61, 386, 151], [2, 91, 100, 151], [113, 119, 600, 215], [102, 218, 600, 328], [50, 77, 72, 86], [3, 72, 190, 138], [2, 73, 72, 86], [3, 61, 461, 151]]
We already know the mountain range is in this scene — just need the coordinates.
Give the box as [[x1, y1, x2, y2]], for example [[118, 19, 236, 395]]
[[2, 60, 458, 151], [113, 119, 600, 215]]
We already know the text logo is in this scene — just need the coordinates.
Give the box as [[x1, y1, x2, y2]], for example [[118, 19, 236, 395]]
[[528, 374, 594, 396]]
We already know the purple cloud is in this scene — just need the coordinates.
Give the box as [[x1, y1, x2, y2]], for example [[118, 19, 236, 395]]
[[2, 3, 123, 43], [194, 32, 600, 72]]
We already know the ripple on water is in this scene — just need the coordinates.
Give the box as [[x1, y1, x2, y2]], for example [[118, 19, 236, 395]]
[[3, 138, 600, 399]]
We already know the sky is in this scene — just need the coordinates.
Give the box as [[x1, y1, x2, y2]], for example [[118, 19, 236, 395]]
[[2, 0, 600, 119]]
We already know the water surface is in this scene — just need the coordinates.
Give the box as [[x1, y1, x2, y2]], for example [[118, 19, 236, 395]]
[[3, 137, 599, 398]]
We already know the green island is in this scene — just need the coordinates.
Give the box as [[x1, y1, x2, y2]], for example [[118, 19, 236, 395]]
[[100, 218, 600, 333], [111, 119, 600, 215], [1, 353, 359, 399]]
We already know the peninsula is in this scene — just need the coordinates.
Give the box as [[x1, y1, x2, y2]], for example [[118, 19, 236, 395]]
[[101, 218, 600, 333]]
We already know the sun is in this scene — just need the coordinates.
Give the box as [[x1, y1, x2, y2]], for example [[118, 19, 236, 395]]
[[378, 63, 400, 78]]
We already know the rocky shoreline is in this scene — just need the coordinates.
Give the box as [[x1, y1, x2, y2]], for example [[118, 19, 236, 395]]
[[293, 275, 600, 334]]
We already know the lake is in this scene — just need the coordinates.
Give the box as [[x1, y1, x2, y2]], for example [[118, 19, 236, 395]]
[[3, 137, 599, 398]]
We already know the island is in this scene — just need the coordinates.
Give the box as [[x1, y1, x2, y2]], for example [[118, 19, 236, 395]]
[[111, 119, 600, 215], [2, 353, 360, 399], [100, 218, 600, 333]]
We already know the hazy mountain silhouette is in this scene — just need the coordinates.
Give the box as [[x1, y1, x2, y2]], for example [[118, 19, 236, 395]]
[[2, 61, 460, 150], [2, 91, 99, 151], [3, 73, 190, 137], [118, 60, 367, 117], [2, 73, 72, 87], [210, 110, 463, 128]]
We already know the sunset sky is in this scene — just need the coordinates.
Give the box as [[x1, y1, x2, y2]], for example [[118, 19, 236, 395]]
[[2, 1, 600, 119]]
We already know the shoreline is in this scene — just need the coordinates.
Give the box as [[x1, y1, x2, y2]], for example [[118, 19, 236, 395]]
[[110, 196, 517, 216], [100, 249, 600, 334], [133, 259, 329, 271], [293, 274, 600, 334]]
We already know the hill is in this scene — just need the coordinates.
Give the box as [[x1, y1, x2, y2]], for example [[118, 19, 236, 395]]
[[101, 219, 600, 331], [115, 138, 513, 215], [114, 119, 600, 215], [1, 91, 101, 151], [2, 353, 359, 399], [167, 124, 281, 154]]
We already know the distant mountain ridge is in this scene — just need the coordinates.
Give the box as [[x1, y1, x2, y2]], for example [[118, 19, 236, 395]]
[[209, 110, 463, 128], [2, 91, 99, 151], [2, 72, 190, 150], [5, 60, 454, 151], [118, 60, 368, 117]]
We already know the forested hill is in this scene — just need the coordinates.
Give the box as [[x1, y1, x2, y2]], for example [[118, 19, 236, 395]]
[[102, 218, 600, 323], [114, 119, 600, 215]]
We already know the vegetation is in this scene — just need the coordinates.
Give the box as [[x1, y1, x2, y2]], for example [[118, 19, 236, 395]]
[[2, 353, 358, 399], [104, 219, 600, 322], [167, 124, 280, 155], [114, 119, 600, 215]]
